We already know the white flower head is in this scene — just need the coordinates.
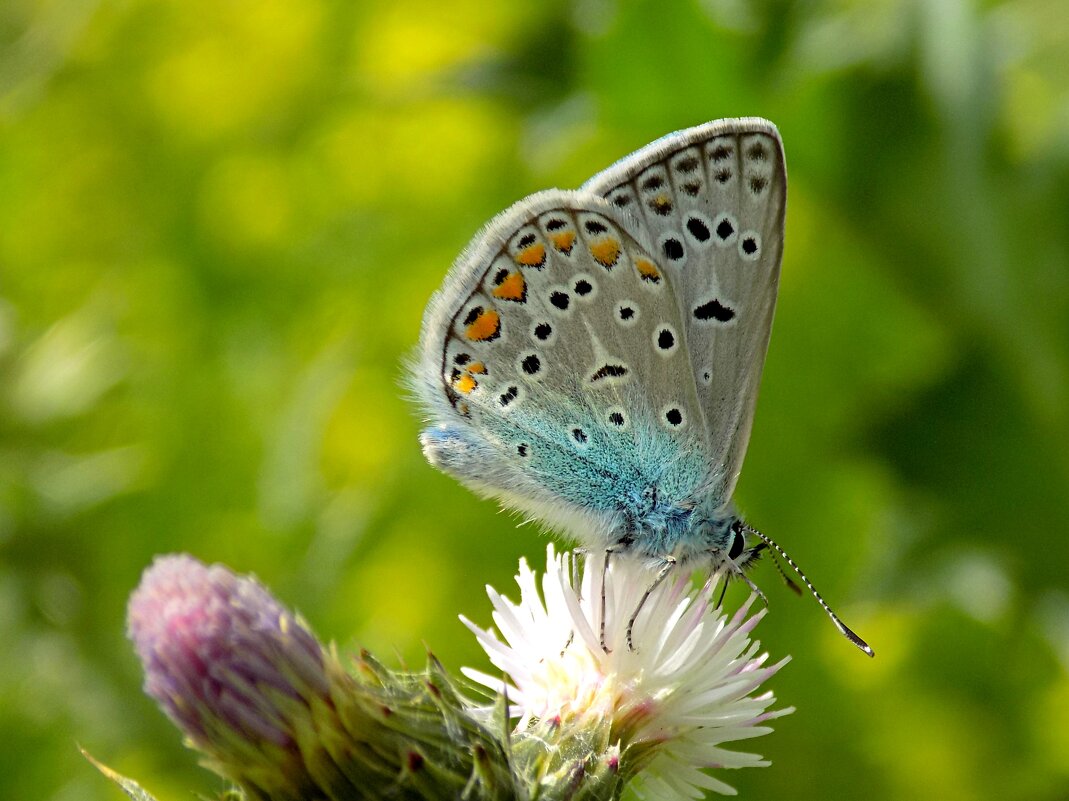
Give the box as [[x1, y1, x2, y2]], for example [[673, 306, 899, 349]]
[[463, 545, 793, 798]]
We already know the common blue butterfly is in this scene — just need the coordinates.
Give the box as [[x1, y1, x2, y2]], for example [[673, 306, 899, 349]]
[[412, 118, 872, 656]]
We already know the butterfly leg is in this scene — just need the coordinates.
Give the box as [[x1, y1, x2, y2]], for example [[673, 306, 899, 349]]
[[598, 528, 642, 650], [626, 556, 677, 652], [570, 548, 589, 600], [735, 569, 769, 607], [715, 573, 730, 609], [599, 548, 613, 652], [712, 555, 770, 609]]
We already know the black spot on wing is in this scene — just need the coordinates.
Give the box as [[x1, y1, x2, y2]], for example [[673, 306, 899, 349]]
[[686, 217, 710, 242], [521, 354, 541, 375], [662, 238, 684, 261], [591, 364, 628, 382], [694, 299, 736, 322]]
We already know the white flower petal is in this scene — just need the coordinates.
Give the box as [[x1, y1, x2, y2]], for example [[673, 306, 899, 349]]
[[464, 548, 790, 796]]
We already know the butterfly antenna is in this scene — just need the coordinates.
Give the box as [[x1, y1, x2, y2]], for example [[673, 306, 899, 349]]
[[744, 525, 875, 657]]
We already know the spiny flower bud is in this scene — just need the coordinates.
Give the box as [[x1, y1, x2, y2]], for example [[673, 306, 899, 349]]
[[127, 555, 515, 801], [127, 555, 353, 799]]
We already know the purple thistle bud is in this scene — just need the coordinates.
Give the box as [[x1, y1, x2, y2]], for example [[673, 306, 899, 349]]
[[124, 555, 526, 801], [127, 555, 343, 800]]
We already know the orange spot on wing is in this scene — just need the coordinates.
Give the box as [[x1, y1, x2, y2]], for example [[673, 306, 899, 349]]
[[454, 373, 477, 394], [550, 231, 575, 253], [465, 309, 501, 342], [516, 243, 545, 266], [467, 361, 487, 374], [652, 194, 672, 212], [590, 238, 620, 268], [492, 271, 527, 302], [635, 258, 661, 283]]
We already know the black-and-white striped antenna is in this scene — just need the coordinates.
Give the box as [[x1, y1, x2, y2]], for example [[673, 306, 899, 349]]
[[744, 524, 875, 657]]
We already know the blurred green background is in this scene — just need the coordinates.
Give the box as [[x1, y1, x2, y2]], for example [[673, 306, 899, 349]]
[[2, 0, 1068, 799]]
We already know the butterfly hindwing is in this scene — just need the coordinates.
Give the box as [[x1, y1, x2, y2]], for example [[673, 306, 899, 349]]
[[583, 118, 786, 498], [416, 118, 785, 554], [415, 189, 710, 544]]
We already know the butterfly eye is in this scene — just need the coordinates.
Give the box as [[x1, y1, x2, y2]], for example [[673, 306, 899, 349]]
[[728, 529, 746, 560]]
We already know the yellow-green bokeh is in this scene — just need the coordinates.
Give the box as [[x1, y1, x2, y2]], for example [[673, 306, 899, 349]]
[[1, 0, 1067, 799]]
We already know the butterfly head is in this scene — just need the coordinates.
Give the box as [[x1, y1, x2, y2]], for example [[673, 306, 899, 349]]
[[725, 517, 766, 572]]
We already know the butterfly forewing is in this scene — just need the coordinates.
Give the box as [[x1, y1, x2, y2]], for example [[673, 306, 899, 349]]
[[583, 118, 786, 498]]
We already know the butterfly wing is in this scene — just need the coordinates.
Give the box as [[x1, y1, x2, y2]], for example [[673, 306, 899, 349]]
[[414, 189, 712, 547], [582, 118, 786, 499]]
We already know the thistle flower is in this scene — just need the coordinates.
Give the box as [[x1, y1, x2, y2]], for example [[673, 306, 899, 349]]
[[127, 555, 514, 801], [127, 555, 351, 800], [123, 552, 788, 801], [462, 546, 793, 799]]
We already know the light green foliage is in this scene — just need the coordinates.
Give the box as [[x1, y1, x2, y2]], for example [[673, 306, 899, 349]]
[[0, 0, 1067, 799]]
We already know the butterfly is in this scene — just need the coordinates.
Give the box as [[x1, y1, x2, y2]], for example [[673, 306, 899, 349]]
[[412, 118, 872, 656]]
